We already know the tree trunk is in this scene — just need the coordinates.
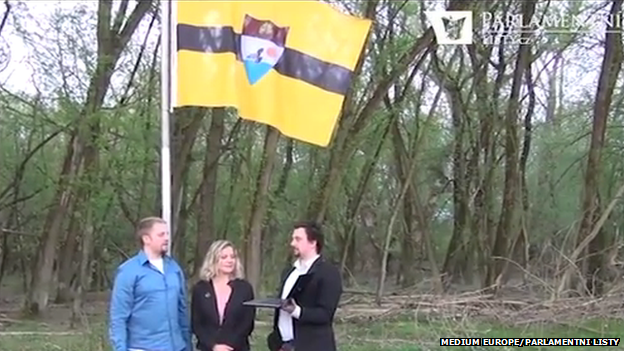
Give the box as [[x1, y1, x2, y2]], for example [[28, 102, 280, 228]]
[[535, 54, 560, 238], [467, 44, 498, 280], [244, 126, 280, 293], [171, 107, 207, 253], [430, 48, 471, 285], [504, 48, 536, 284], [25, 0, 151, 315], [26, 132, 83, 315], [575, 0, 623, 296], [193, 108, 225, 276], [484, 0, 536, 291], [55, 215, 80, 303], [340, 118, 392, 282], [70, 126, 100, 327], [443, 80, 469, 284]]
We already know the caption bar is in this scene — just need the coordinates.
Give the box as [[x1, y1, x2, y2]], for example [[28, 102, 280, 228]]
[[440, 338, 621, 347]]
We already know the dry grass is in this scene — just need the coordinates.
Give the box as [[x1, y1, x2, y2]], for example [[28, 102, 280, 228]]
[[1, 290, 624, 350]]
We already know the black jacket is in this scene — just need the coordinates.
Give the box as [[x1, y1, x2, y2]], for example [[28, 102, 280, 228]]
[[267, 256, 343, 351], [191, 278, 256, 351]]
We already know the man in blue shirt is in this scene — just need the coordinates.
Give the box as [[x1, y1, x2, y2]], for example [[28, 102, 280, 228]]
[[109, 217, 192, 351]]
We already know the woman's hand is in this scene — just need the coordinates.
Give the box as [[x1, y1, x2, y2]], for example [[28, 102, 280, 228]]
[[213, 344, 233, 351]]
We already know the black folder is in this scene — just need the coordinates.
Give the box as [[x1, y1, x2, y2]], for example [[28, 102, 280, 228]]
[[243, 297, 284, 309]]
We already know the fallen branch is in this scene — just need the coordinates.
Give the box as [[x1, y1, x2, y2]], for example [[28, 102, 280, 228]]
[[334, 289, 624, 325]]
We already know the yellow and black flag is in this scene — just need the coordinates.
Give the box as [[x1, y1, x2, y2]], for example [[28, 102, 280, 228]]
[[175, 1, 372, 147]]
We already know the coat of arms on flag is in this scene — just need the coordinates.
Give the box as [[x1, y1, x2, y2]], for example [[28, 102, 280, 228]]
[[241, 15, 290, 85]]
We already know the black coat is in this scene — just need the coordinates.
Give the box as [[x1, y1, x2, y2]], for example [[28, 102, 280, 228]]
[[267, 256, 343, 351], [191, 278, 256, 351]]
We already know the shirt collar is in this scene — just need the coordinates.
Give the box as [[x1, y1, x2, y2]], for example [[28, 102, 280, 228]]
[[294, 254, 320, 271], [136, 249, 168, 265]]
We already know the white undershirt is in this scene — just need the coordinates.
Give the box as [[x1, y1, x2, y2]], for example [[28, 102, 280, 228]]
[[150, 257, 164, 274], [278, 254, 319, 341]]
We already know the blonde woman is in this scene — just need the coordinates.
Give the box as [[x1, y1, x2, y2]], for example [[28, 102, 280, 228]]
[[191, 240, 255, 351]]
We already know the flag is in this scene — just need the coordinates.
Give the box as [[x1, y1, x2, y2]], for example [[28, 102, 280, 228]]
[[174, 1, 372, 147]]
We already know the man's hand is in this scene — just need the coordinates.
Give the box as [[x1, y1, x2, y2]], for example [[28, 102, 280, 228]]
[[280, 298, 298, 314], [213, 344, 233, 351]]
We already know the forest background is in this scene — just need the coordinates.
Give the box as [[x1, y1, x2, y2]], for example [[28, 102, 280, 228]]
[[1, 0, 624, 350]]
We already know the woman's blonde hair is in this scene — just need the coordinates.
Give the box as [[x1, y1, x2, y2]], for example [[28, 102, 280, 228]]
[[199, 240, 245, 281]]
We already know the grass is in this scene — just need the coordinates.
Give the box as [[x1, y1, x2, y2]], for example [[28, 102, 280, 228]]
[[1, 315, 623, 351]]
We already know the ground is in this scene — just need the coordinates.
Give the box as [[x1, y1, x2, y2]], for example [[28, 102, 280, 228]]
[[1, 280, 623, 350], [1, 300, 623, 350], [1, 315, 623, 350]]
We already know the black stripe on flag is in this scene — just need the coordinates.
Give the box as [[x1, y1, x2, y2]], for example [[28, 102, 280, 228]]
[[177, 23, 354, 96]]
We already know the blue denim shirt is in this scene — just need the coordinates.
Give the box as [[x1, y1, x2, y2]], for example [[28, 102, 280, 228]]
[[109, 250, 192, 351]]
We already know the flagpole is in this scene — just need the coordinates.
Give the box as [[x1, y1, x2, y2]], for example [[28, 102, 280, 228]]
[[160, 0, 173, 255]]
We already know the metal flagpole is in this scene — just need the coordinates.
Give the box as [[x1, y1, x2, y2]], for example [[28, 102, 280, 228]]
[[160, 0, 173, 255]]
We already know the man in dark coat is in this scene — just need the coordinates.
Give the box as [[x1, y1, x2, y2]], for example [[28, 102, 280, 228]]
[[267, 221, 343, 351]]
